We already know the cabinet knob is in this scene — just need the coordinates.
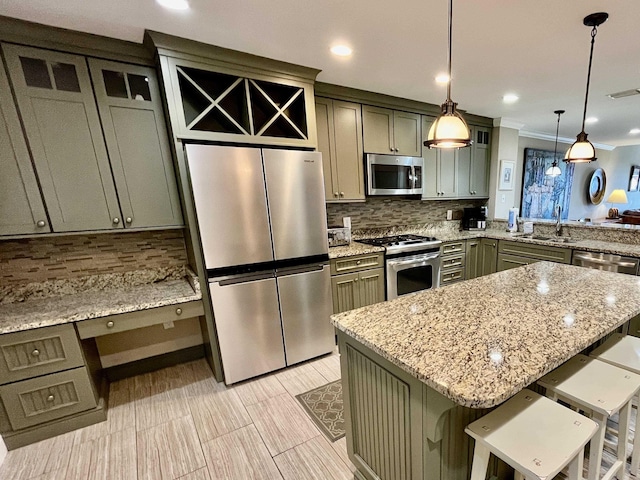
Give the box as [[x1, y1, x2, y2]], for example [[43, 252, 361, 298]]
[[176, 308, 182, 315], [106, 320, 115, 328], [36, 220, 46, 227], [390, 147, 394, 152], [32, 349, 40, 357], [47, 394, 55, 402], [340, 192, 345, 197], [356, 260, 361, 265], [126, 217, 133, 224], [395, 148, 399, 152], [334, 192, 339, 197], [113, 217, 120, 224], [354, 277, 359, 282]]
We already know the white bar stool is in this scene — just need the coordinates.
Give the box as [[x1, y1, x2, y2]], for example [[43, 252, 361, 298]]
[[538, 354, 640, 480], [465, 389, 598, 480], [590, 333, 640, 475]]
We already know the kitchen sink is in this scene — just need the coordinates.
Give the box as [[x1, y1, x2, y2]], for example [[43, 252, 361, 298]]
[[531, 235, 551, 240], [519, 235, 577, 244]]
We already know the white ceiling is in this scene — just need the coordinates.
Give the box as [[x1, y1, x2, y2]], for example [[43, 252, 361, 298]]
[[2, 0, 640, 147]]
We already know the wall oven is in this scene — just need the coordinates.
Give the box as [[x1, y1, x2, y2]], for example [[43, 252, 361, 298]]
[[358, 235, 442, 300], [365, 154, 423, 196]]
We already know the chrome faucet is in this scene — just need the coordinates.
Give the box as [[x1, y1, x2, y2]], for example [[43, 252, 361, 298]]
[[555, 205, 562, 236]]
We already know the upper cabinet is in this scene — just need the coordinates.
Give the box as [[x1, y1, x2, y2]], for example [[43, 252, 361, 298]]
[[145, 31, 320, 149], [1, 42, 183, 235], [315, 98, 365, 202], [362, 106, 421, 156], [0, 59, 49, 236], [458, 126, 491, 198], [88, 59, 182, 229]]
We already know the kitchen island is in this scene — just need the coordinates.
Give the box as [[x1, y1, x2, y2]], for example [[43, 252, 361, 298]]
[[331, 262, 640, 480]]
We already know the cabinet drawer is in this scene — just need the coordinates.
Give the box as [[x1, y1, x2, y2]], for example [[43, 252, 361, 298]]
[[0, 366, 97, 430], [440, 267, 465, 285], [441, 252, 465, 270], [498, 240, 571, 264], [0, 324, 84, 385], [330, 253, 384, 275], [442, 241, 465, 255], [76, 300, 204, 339]]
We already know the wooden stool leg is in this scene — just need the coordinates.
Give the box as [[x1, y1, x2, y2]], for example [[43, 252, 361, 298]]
[[617, 400, 631, 479], [588, 412, 607, 480], [470, 441, 491, 480], [567, 447, 585, 480], [632, 393, 640, 476]]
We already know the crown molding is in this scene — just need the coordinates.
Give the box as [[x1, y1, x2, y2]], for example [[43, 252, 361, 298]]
[[519, 130, 615, 151], [492, 117, 525, 130]]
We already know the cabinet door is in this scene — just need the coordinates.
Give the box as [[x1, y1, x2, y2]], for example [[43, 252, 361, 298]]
[[438, 149, 458, 198], [88, 59, 183, 229], [331, 272, 361, 314], [497, 253, 535, 272], [393, 111, 421, 156], [456, 141, 473, 198], [0, 59, 49, 235], [315, 98, 338, 201], [480, 239, 497, 276], [470, 127, 491, 197], [333, 101, 365, 200], [359, 268, 385, 307], [2, 43, 122, 232], [362, 105, 394, 154], [421, 116, 438, 199], [465, 239, 480, 279]]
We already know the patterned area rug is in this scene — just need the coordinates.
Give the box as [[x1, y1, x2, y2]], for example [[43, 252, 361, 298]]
[[296, 380, 345, 442]]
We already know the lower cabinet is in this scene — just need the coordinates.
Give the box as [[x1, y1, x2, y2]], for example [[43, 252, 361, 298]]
[[496, 240, 571, 272], [465, 239, 481, 280], [479, 238, 498, 276], [440, 241, 466, 286], [331, 253, 385, 314]]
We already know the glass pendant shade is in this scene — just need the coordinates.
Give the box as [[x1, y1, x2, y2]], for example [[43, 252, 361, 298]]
[[545, 165, 562, 177], [564, 132, 597, 163], [425, 101, 471, 149]]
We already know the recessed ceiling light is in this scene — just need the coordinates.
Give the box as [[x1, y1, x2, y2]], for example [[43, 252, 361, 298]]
[[503, 93, 519, 104], [330, 45, 352, 57], [435, 73, 450, 84], [156, 0, 189, 10], [630, 128, 640, 135], [585, 117, 598, 124]]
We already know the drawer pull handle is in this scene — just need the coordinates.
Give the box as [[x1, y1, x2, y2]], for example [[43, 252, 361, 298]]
[[31, 349, 40, 357], [106, 321, 115, 328], [176, 308, 182, 315], [47, 394, 55, 402]]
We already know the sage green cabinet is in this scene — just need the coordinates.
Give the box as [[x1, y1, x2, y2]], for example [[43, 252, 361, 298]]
[[88, 59, 182, 228], [330, 253, 385, 314], [465, 239, 481, 280], [422, 115, 459, 199], [362, 106, 421, 156], [315, 98, 364, 202], [440, 241, 466, 286], [2, 43, 123, 233], [458, 126, 491, 198], [0, 57, 49, 236], [479, 238, 498, 276], [496, 240, 572, 272]]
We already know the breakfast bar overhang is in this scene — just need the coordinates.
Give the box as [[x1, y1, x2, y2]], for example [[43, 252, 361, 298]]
[[331, 262, 640, 480]]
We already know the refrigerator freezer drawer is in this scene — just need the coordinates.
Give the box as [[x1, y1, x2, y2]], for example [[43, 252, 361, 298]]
[[277, 265, 334, 365], [209, 276, 285, 384], [263, 149, 329, 260], [186, 144, 274, 270]]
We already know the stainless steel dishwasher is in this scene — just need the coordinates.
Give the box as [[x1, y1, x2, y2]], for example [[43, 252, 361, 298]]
[[572, 251, 639, 275]]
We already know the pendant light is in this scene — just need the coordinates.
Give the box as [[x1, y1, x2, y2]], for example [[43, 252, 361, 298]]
[[424, 0, 472, 149], [564, 12, 608, 163], [545, 110, 565, 177]]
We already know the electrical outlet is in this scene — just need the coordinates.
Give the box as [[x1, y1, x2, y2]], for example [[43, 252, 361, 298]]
[[446, 210, 452, 220], [501, 194, 506, 203]]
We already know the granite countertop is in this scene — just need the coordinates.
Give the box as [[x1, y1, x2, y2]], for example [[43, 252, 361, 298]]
[[331, 262, 640, 408], [0, 266, 202, 335], [328, 242, 385, 259]]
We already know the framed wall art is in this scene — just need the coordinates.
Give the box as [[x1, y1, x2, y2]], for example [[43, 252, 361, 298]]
[[629, 165, 640, 191], [520, 148, 575, 220], [499, 160, 515, 191]]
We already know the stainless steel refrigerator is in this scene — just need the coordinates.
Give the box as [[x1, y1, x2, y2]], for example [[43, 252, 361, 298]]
[[185, 144, 334, 384]]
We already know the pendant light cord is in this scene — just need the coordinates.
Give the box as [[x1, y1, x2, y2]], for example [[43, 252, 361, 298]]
[[446, 0, 453, 102], [581, 26, 598, 132], [553, 111, 561, 163]]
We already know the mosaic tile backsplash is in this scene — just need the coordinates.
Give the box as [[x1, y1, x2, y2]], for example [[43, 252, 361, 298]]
[[326, 198, 487, 229], [0, 230, 188, 286]]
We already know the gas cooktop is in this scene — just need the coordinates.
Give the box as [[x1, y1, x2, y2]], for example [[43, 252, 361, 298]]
[[358, 234, 442, 255]]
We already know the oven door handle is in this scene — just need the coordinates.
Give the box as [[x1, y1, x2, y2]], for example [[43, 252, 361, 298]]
[[387, 253, 440, 268]]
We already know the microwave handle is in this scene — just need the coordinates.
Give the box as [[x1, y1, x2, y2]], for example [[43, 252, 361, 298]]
[[407, 166, 415, 188]]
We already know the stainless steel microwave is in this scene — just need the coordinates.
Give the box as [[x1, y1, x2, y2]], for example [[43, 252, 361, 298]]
[[365, 154, 423, 196]]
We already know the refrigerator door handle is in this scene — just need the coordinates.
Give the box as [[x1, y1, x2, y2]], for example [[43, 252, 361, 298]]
[[276, 263, 327, 277], [217, 271, 275, 286]]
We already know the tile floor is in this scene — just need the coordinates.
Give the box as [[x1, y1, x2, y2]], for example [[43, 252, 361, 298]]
[[0, 350, 355, 480]]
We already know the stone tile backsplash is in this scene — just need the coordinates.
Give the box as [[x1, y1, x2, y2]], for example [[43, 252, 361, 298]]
[[0, 230, 188, 286], [326, 198, 487, 229]]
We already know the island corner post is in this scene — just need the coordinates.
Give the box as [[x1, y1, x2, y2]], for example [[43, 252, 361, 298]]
[[332, 262, 640, 480]]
